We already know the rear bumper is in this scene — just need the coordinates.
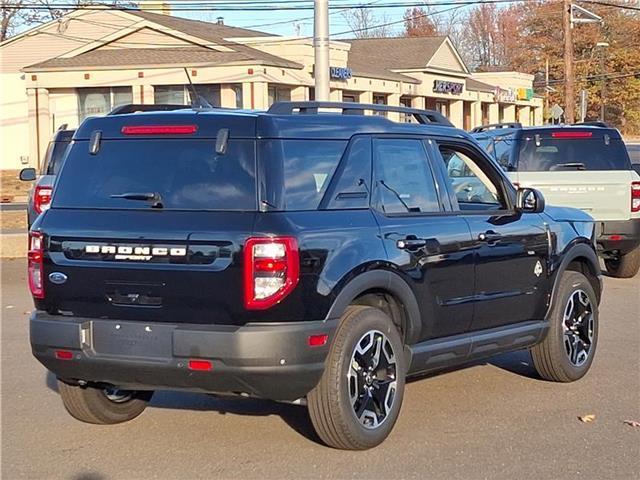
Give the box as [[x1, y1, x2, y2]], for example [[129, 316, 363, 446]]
[[596, 218, 640, 255], [30, 312, 337, 401]]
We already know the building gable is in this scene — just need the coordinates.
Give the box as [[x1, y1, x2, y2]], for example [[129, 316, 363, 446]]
[[426, 38, 469, 75], [98, 26, 209, 50]]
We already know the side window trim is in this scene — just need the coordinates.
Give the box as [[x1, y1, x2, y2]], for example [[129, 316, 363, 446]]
[[371, 134, 445, 217], [432, 138, 516, 214], [319, 134, 372, 210]]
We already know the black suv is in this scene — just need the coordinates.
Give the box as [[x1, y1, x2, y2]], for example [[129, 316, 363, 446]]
[[29, 102, 602, 450]]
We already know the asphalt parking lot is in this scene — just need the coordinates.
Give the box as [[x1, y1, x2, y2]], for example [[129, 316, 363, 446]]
[[1, 258, 638, 479]]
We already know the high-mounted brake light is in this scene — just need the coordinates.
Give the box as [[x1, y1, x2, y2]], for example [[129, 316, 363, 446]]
[[34, 185, 52, 214], [632, 182, 640, 213], [121, 125, 198, 135], [28, 231, 44, 299], [244, 237, 299, 310], [551, 131, 593, 139]]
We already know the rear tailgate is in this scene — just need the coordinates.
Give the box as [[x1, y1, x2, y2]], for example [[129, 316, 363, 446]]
[[513, 171, 634, 221], [513, 131, 634, 221], [37, 112, 259, 325], [40, 209, 255, 325]]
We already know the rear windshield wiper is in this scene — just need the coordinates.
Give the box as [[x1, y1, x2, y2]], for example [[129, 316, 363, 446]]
[[110, 192, 164, 208]]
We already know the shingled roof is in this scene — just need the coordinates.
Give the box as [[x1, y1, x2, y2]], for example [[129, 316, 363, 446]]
[[466, 77, 496, 93], [26, 9, 302, 71]]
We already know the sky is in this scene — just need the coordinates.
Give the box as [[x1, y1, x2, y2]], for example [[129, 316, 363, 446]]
[[175, 0, 417, 38]]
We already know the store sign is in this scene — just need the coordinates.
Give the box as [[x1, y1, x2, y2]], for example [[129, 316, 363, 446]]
[[495, 87, 517, 103], [330, 66, 352, 81], [433, 80, 463, 95], [517, 88, 533, 100]]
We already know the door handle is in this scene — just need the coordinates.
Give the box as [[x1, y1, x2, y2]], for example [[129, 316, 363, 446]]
[[478, 230, 503, 243], [397, 237, 427, 250]]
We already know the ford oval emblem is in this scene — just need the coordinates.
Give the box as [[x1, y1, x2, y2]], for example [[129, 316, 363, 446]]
[[48, 272, 68, 285]]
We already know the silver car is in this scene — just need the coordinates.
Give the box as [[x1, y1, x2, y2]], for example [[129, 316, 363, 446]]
[[20, 127, 74, 227]]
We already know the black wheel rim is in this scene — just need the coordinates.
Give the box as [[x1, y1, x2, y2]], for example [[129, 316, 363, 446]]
[[347, 330, 397, 430], [103, 387, 134, 403], [562, 289, 594, 367]]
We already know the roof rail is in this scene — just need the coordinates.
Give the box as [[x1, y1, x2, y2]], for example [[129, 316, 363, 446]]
[[470, 122, 522, 133], [267, 101, 454, 127], [572, 121, 610, 128], [107, 104, 189, 115]]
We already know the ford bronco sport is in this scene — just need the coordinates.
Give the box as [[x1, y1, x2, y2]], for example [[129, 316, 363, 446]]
[[29, 102, 602, 450], [472, 123, 640, 278]]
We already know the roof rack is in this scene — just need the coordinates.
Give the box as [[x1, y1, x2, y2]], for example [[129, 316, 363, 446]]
[[572, 121, 610, 128], [470, 122, 522, 133], [267, 101, 454, 127], [107, 104, 190, 115]]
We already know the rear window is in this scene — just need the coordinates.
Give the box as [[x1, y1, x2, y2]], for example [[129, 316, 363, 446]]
[[516, 137, 631, 171], [53, 139, 256, 210]]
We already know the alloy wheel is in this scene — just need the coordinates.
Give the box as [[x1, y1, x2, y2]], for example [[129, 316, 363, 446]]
[[347, 330, 397, 429], [103, 387, 134, 403], [562, 289, 594, 367]]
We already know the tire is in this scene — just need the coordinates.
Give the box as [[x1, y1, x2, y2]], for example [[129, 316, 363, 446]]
[[605, 246, 640, 278], [58, 380, 153, 425], [308, 306, 406, 450], [530, 271, 599, 382]]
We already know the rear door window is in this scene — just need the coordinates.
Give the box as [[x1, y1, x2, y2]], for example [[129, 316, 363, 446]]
[[373, 138, 440, 214], [516, 136, 631, 171], [54, 139, 257, 210]]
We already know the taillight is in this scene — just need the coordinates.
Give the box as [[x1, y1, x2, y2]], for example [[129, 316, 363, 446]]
[[244, 237, 299, 310], [34, 186, 52, 214], [632, 182, 640, 213], [28, 231, 44, 298]]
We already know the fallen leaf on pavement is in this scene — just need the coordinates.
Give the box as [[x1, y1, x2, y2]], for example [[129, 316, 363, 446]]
[[579, 414, 596, 423], [623, 420, 640, 428]]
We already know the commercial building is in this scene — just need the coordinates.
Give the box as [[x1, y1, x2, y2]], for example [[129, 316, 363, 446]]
[[0, 7, 543, 171]]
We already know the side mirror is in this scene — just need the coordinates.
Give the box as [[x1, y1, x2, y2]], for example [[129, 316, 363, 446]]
[[516, 187, 545, 213], [19, 168, 36, 182]]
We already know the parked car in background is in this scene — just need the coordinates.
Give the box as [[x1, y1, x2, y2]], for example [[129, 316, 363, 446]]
[[472, 123, 640, 278], [28, 102, 602, 450], [20, 126, 75, 227], [626, 142, 640, 176]]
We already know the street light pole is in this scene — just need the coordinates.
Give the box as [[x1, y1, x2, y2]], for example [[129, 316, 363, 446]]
[[314, 0, 330, 101]]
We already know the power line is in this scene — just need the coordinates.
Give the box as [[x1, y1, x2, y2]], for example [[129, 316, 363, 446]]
[[534, 70, 640, 86], [578, 0, 640, 11], [1, 0, 555, 12]]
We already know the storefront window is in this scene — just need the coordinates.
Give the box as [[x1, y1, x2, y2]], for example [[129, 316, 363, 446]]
[[373, 93, 387, 117], [154, 85, 186, 105], [154, 84, 222, 107], [232, 84, 243, 108], [268, 85, 291, 106], [400, 96, 413, 123], [435, 100, 448, 117], [78, 87, 133, 121]]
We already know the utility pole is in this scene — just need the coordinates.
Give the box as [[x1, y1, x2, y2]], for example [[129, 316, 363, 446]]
[[314, 0, 330, 101], [563, 0, 575, 123], [545, 57, 549, 120], [597, 42, 609, 122]]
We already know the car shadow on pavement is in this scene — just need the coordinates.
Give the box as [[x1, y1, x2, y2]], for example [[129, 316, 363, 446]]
[[44, 371, 321, 444], [44, 349, 537, 445]]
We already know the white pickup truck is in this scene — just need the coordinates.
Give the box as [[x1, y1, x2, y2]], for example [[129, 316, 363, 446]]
[[472, 123, 640, 278]]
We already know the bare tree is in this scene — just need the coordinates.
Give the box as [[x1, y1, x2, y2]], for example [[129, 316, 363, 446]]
[[342, 7, 392, 38], [1, 0, 135, 41]]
